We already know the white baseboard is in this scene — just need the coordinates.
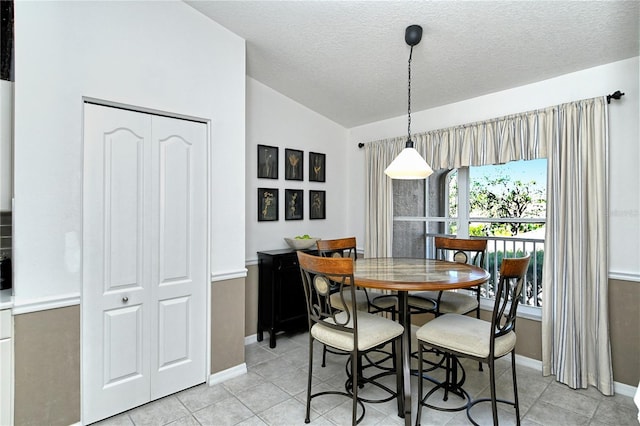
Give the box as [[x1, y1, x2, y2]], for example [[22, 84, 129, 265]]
[[514, 354, 637, 398], [244, 333, 258, 346], [208, 363, 247, 386], [514, 353, 543, 371], [614, 381, 639, 398]]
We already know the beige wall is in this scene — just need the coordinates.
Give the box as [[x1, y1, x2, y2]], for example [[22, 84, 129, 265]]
[[244, 263, 639, 387], [11, 276, 247, 425], [14, 306, 80, 426], [211, 278, 246, 373], [245, 264, 260, 337], [608, 279, 640, 386]]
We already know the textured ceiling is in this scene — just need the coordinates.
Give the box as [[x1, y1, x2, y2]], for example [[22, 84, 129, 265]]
[[186, 1, 639, 128]]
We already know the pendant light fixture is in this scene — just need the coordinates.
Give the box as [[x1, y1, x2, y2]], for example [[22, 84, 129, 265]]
[[384, 25, 434, 180]]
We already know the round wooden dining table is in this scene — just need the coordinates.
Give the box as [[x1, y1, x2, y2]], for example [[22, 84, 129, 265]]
[[353, 257, 490, 425]]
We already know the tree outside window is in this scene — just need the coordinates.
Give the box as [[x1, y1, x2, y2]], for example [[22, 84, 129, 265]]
[[393, 158, 547, 308]]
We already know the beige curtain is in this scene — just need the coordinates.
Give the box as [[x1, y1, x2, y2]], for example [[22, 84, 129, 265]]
[[364, 106, 550, 257], [364, 138, 402, 257], [542, 97, 613, 395], [364, 96, 613, 394], [413, 111, 548, 168]]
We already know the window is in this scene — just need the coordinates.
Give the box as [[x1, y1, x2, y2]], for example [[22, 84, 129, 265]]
[[393, 159, 546, 311]]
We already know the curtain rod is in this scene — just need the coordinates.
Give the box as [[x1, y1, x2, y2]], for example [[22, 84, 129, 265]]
[[357, 90, 625, 149]]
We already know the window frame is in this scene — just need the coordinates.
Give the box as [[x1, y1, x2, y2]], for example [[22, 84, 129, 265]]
[[392, 164, 545, 320]]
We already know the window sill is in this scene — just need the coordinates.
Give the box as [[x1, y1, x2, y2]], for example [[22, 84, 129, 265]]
[[480, 298, 541, 321]]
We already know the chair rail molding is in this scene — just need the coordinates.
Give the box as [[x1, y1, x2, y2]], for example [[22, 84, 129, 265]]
[[211, 268, 248, 282], [12, 292, 80, 315], [608, 271, 640, 283]]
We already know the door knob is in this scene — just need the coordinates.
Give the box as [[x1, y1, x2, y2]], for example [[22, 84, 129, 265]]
[[122, 296, 129, 303]]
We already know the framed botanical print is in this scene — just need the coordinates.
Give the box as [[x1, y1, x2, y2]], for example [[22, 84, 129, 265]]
[[285, 148, 303, 181], [285, 189, 303, 220], [309, 190, 326, 220], [257, 144, 278, 179], [309, 152, 326, 182], [258, 188, 278, 221]]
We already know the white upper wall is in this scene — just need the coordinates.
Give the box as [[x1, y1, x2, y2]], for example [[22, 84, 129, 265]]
[[245, 78, 349, 261], [13, 1, 246, 306], [347, 57, 640, 277]]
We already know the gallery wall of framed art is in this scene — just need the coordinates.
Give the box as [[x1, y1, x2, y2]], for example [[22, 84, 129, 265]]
[[256, 146, 326, 222]]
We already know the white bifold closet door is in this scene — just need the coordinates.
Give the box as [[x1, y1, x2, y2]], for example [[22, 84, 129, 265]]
[[82, 104, 207, 424]]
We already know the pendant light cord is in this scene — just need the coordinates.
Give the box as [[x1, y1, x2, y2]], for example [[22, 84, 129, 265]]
[[407, 45, 413, 145]]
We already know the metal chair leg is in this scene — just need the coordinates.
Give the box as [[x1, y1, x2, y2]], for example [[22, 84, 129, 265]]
[[306, 337, 313, 424], [351, 351, 359, 425], [322, 344, 327, 367], [443, 354, 451, 401], [512, 351, 521, 425], [416, 342, 424, 426], [489, 358, 498, 425], [394, 337, 403, 418], [476, 306, 483, 372]]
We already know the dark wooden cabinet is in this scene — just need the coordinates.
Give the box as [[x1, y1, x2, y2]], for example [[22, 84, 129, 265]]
[[257, 249, 312, 348]]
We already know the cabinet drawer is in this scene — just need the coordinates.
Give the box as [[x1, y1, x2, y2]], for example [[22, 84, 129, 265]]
[[0, 309, 10, 339]]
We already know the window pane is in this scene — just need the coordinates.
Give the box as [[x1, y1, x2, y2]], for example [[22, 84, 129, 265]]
[[393, 179, 425, 216], [469, 159, 546, 236], [446, 170, 458, 234], [393, 221, 426, 257], [393, 179, 426, 256], [390, 158, 546, 309], [469, 159, 546, 309]]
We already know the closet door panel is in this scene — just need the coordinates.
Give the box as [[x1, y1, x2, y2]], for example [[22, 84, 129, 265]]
[[84, 105, 208, 421], [83, 104, 152, 424], [150, 115, 207, 399]]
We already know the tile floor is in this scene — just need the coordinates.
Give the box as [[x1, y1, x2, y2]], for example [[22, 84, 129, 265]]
[[96, 330, 638, 426]]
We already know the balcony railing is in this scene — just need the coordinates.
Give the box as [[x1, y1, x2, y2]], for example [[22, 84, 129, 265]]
[[481, 235, 544, 308], [426, 228, 545, 308]]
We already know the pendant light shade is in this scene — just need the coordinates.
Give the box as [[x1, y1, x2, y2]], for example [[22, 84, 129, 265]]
[[384, 141, 433, 179], [385, 25, 433, 180]]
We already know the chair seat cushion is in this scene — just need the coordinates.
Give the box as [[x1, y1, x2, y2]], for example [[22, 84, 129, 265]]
[[409, 291, 478, 314], [406, 293, 437, 311], [329, 289, 370, 311], [311, 311, 404, 352], [416, 314, 516, 359], [370, 294, 397, 311]]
